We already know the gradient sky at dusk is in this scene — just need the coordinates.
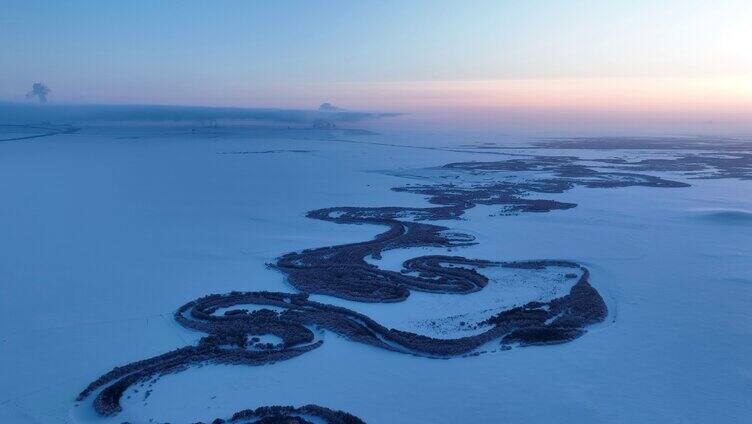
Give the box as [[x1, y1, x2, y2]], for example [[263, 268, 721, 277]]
[[2, 0, 751, 132]]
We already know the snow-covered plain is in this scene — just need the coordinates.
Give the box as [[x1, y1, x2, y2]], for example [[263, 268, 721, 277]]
[[0, 125, 750, 423]]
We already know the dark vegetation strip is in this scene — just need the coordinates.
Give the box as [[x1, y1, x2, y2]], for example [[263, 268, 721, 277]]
[[208, 404, 366, 424]]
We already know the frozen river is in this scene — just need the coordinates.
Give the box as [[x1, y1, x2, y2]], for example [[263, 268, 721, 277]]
[[0, 125, 750, 423]]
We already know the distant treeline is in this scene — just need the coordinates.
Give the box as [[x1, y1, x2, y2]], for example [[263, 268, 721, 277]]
[[0, 102, 400, 125]]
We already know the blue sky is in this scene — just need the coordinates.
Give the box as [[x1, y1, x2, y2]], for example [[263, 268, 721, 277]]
[[1, 0, 750, 116]]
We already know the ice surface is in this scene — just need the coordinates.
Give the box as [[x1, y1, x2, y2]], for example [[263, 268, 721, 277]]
[[0, 125, 750, 423]]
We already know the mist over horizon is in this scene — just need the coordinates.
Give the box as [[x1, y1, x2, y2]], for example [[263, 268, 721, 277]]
[[2, 99, 750, 137]]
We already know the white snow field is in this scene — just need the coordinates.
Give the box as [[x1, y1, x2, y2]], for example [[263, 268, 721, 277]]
[[0, 125, 750, 423]]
